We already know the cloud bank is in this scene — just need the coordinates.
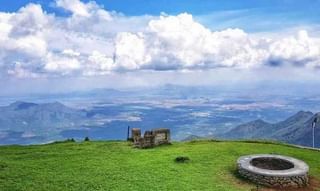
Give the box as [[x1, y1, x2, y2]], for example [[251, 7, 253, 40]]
[[0, 0, 320, 78]]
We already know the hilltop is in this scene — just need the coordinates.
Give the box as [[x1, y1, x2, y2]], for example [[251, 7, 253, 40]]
[[0, 140, 319, 191]]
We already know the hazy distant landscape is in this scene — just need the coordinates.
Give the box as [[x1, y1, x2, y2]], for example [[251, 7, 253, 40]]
[[1, 85, 320, 147]]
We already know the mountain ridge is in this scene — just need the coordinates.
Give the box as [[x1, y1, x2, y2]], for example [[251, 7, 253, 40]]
[[221, 111, 319, 147], [0, 101, 87, 144]]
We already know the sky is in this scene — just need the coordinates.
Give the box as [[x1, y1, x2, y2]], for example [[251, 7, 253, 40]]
[[0, 0, 320, 95]]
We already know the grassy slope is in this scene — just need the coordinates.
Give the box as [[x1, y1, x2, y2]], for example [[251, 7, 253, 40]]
[[0, 141, 319, 191]]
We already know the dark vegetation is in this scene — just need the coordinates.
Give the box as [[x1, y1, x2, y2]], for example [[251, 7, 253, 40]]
[[175, 156, 190, 163]]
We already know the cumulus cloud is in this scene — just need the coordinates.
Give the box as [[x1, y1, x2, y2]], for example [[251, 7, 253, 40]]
[[114, 32, 150, 70], [268, 30, 320, 67], [56, 0, 92, 17], [0, 0, 320, 79], [145, 14, 269, 69]]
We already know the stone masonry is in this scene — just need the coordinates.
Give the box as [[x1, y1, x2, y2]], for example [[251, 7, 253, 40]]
[[131, 128, 170, 148], [238, 166, 308, 188], [237, 154, 309, 188]]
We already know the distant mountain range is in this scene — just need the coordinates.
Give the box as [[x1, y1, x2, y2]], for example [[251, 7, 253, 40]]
[[0, 101, 87, 144], [1, 101, 320, 148], [0, 101, 86, 131], [217, 111, 320, 147]]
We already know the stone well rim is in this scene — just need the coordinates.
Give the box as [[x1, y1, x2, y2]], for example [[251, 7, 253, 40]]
[[237, 154, 309, 177]]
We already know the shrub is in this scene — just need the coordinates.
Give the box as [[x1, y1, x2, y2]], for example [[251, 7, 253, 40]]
[[84, 137, 90, 142], [69, 138, 75, 142], [0, 163, 8, 170], [51, 138, 75, 144], [175, 156, 190, 163]]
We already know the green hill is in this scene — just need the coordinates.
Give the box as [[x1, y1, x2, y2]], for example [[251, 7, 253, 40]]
[[0, 140, 319, 191]]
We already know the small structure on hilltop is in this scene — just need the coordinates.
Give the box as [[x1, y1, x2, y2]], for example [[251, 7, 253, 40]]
[[237, 154, 309, 188], [131, 128, 170, 148], [131, 128, 141, 143]]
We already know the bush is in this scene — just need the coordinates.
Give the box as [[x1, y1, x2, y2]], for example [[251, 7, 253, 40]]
[[84, 137, 90, 142], [68, 138, 75, 142], [51, 138, 75, 144], [175, 156, 190, 163]]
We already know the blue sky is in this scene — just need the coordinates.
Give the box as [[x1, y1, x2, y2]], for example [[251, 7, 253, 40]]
[[0, 0, 320, 95], [1, 0, 320, 32], [2, 0, 320, 16]]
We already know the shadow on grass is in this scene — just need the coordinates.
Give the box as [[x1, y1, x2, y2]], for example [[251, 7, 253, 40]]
[[130, 142, 173, 150], [47, 138, 76, 145], [0, 162, 8, 171], [228, 165, 262, 191]]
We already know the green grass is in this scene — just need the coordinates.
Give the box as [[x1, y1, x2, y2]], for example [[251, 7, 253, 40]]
[[0, 140, 319, 191]]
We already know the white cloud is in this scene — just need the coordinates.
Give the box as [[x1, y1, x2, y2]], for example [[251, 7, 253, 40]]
[[86, 51, 114, 75], [114, 32, 150, 70], [56, 0, 92, 17], [9, 3, 50, 37], [62, 49, 80, 57], [145, 14, 269, 69], [44, 52, 81, 74], [15, 35, 47, 58], [0, 0, 320, 79], [7, 62, 41, 78], [268, 30, 320, 67]]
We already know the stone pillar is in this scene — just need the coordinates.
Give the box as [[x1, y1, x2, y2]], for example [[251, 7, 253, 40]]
[[142, 131, 155, 148], [131, 128, 141, 146], [166, 129, 170, 142]]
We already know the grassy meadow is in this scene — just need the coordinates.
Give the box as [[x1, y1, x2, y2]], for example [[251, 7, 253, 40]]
[[0, 140, 319, 191]]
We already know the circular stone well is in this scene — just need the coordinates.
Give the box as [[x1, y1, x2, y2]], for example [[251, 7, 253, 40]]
[[237, 154, 309, 188]]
